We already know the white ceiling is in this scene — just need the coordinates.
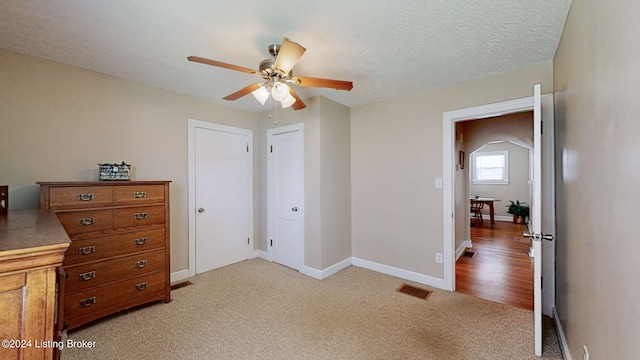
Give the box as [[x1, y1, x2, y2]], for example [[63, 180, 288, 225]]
[[0, 0, 571, 113]]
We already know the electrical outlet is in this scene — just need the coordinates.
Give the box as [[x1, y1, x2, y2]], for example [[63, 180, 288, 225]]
[[435, 178, 443, 189], [583, 345, 590, 360], [435, 252, 443, 263]]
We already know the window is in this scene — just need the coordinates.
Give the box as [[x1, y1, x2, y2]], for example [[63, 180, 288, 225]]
[[472, 150, 509, 184]]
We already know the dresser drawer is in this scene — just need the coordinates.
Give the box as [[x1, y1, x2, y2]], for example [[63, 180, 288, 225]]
[[49, 186, 113, 209], [65, 229, 165, 266], [114, 185, 165, 205], [65, 249, 165, 293], [56, 209, 114, 236], [64, 271, 165, 321], [114, 205, 164, 229]]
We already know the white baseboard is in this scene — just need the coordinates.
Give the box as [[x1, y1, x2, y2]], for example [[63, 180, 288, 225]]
[[469, 214, 513, 222], [351, 257, 447, 290], [456, 240, 473, 260], [170, 269, 190, 284], [251, 254, 448, 291], [493, 215, 513, 222], [254, 252, 351, 281], [552, 307, 572, 360], [255, 250, 269, 260], [301, 257, 352, 280]]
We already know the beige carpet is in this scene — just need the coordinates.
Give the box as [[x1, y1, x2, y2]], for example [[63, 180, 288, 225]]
[[62, 259, 562, 359]]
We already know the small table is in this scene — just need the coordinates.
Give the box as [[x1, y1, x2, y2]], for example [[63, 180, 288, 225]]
[[470, 197, 501, 226]]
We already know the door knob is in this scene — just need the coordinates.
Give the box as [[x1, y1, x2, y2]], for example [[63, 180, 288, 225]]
[[198, 208, 205, 213], [291, 207, 298, 212], [523, 232, 554, 241]]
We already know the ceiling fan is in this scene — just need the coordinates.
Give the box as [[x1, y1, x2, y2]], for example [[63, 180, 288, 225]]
[[188, 38, 353, 110]]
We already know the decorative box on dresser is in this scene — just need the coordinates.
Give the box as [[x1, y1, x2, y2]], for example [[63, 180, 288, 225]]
[[0, 210, 70, 360], [37, 181, 171, 337]]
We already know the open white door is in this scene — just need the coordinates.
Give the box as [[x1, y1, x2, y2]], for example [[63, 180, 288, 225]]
[[528, 83, 544, 356], [443, 86, 556, 357]]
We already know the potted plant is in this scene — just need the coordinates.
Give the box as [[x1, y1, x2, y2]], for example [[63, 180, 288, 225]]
[[506, 200, 529, 224]]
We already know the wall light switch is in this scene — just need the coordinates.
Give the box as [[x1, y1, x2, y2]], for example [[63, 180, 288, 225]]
[[435, 252, 443, 263], [435, 178, 443, 189]]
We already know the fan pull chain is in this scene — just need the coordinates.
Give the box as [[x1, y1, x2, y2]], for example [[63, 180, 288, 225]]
[[269, 94, 277, 126]]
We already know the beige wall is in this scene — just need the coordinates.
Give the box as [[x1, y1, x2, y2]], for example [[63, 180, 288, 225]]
[[351, 62, 552, 279], [0, 49, 258, 274], [554, 0, 640, 358], [257, 96, 351, 271], [453, 122, 467, 249], [318, 97, 352, 269], [462, 111, 533, 154]]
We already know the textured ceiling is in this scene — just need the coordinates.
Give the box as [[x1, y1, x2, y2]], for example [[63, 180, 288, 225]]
[[0, 0, 571, 113]]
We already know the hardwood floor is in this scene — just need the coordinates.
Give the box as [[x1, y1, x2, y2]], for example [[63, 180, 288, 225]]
[[455, 220, 534, 310]]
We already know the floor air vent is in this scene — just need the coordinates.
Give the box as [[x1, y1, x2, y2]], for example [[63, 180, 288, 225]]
[[396, 283, 432, 300], [170, 281, 193, 290], [462, 251, 476, 258]]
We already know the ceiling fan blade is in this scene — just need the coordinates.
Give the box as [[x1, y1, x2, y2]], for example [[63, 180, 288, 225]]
[[273, 38, 306, 74], [288, 88, 307, 110], [223, 83, 262, 101], [292, 76, 353, 91], [188, 56, 256, 75]]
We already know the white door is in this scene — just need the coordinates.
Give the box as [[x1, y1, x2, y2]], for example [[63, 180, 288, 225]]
[[528, 83, 545, 356], [267, 124, 304, 270], [443, 87, 555, 357], [190, 120, 252, 275], [540, 93, 557, 319]]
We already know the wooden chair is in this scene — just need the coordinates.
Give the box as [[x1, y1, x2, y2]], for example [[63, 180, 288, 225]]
[[470, 199, 484, 226]]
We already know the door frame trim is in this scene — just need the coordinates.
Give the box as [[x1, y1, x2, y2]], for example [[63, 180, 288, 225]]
[[187, 118, 254, 277], [442, 94, 554, 294]]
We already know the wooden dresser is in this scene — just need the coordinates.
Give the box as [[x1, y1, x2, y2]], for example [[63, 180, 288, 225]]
[[0, 210, 70, 360], [38, 181, 171, 332]]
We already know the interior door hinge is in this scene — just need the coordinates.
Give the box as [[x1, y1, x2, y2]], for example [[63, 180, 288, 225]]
[[246, 143, 249, 152], [270, 239, 273, 247], [247, 237, 250, 244], [270, 145, 273, 153]]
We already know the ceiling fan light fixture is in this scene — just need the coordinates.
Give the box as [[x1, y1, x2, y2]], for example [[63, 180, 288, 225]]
[[270, 81, 290, 102], [189, 37, 351, 111], [251, 85, 269, 105], [280, 94, 296, 108]]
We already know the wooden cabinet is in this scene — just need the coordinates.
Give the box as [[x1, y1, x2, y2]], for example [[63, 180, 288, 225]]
[[0, 210, 70, 360], [38, 181, 171, 332]]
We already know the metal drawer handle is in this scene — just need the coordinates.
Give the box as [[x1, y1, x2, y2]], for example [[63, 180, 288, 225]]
[[134, 212, 148, 220], [79, 271, 96, 281], [79, 296, 96, 308], [78, 217, 95, 226], [133, 191, 147, 198], [77, 193, 94, 201], [134, 237, 147, 245], [135, 260, 148, 268], [79, 246, 96, 255], [135, 282, 148, 291]]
